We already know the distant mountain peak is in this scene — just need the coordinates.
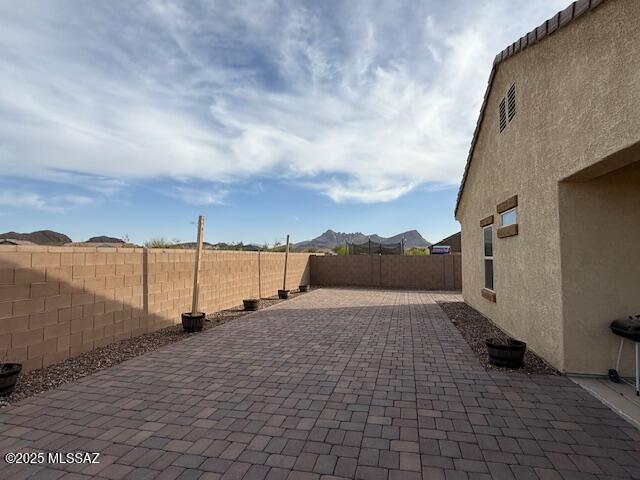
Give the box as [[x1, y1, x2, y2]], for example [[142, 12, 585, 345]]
[[0, 230, 71, 245], [294, 229, 431, 250]]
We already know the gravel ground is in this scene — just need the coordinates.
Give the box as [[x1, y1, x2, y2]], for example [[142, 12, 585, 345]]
[[0, 288, 309, 407], [437, 300, 559, 375]]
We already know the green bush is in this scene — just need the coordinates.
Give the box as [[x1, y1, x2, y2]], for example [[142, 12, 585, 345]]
[[406, 247, 429, 256]]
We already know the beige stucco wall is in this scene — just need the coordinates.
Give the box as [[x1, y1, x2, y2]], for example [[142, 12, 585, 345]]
[[456, 0, 640, 372], [559, 157, 640, 375]]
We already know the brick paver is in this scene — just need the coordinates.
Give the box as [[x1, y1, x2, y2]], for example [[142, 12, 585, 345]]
[[1, 288, 639, 479]]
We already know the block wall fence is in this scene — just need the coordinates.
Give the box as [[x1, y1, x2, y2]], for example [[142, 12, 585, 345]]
[[0, 246, 312, 371], [0, 246, 462, 372], [310, 254, 462, 290]]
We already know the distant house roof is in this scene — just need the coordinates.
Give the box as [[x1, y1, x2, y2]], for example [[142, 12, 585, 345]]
[[455, 0, 607, 216], [0, 239, 36, 246], [429, 232, 461, 253]]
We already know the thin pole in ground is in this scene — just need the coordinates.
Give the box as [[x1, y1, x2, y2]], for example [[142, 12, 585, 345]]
[[283, 234, 290, 291], [258, 249, 262, 299], [191, 215, 204, 315]]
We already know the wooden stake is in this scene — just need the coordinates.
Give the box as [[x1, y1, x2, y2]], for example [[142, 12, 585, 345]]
[[258, 250, 262, 299], [191, 215, 204, 315], [283, 234, 290, 290]]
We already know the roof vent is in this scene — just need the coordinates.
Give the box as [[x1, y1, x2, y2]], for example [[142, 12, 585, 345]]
[[507, 83, 516, 121], [499, 98, 507, 132]]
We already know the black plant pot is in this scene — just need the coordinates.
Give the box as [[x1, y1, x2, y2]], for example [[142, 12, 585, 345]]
[[182, 312, 205, 333], [243, 299, 260, 311], [486, 338, 526, 368], [299, 285, 309, 292], [278, 289, 290, 299], [0, 363, 22, 396]]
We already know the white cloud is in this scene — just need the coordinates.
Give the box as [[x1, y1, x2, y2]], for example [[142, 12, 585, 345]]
[[0, 190, 92, 213], [171, 186, 229, 206], [0, 0, 569, 204]]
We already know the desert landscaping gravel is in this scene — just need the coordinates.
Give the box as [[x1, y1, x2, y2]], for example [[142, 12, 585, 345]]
[[0, 289, 308, 407], [437, 300, 559, 375]]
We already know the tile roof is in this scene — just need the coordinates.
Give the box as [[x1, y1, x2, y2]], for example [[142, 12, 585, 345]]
[[454, 0, 608, 216]]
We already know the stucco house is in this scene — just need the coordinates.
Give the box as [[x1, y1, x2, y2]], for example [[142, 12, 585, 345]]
[[455, 0, 640, 375]]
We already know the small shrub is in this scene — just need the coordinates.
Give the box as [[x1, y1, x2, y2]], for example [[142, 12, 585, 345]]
[[406, 247, 429, 256]]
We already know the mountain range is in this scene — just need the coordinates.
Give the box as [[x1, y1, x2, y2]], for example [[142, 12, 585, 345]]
[[0, 230, 124, 245], [294, 229, 431, 250]]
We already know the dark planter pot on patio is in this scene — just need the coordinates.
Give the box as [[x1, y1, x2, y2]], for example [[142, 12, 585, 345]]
[[243, 299, 260, 311], [486, 338, 526, 368], [278, 289, 290, 299], [298, 285, 309, 293], [0, 363, 22, 396], [182, 312, 205, 333]]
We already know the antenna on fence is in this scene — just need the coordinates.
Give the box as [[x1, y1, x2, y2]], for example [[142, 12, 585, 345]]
[[191, 215, 204, 315]]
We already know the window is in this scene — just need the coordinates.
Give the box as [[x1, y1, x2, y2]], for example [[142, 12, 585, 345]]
[[507, 83, 516, 121], [500, 208, 516, 226], [499, 98, 507, 132], [483, 226, 494, 290]]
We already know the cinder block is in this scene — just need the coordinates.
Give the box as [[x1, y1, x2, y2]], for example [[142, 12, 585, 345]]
[[115, 264, 134, 276], [56, 334, 70, 353], [0, 301, 12, 319], [0, 284, 30, 302], [95, 264, 116, 276], [45, 294, 72, 312], [83, 302, 105, 318], [105, 276, 125, 289], [72, 265, 95, 278], [72, 292, 94, 306], [12, 328, 44, 348], [14, 268, 46, 285], [45, 266, 73, 282], [29, 311, 58, 329], [30, 282, 60, 298], [22, 356, 43, 372], [83, 277, 106, 292], [32, 253, 61, 268], [44, 322, 69, 340], [0, 268, 14, 285], [43, 350, 68, 367], [59, 278, 85, 295], [85, 253, 107, 265], [27, 338, 57, 359], [13, 298, 45, 316], [0, 252, 31, 268], [60, 252, 85, 266]]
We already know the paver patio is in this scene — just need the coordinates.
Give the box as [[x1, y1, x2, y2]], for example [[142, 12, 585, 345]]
[[1, 288, 639, 480]]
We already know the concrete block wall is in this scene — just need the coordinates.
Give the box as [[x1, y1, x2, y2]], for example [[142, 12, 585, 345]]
[[310, 254, 462, 290], [0, 246, 312, 371]]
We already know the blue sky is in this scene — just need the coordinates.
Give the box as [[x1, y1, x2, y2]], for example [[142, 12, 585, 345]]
[[0, 0, 567, 245]]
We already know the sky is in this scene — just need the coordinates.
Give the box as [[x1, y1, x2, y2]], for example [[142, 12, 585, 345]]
[[0, 0, 568, 245]]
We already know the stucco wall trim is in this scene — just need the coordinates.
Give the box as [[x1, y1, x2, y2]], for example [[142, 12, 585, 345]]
[[497, 224, 519, 238], [497, 195, 518, 213], [480, 215, 494, 227], [481, 288, 497, 302]]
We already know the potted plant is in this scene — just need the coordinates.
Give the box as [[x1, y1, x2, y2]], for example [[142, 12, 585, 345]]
[[182, 216, 206, 333], [486, 337, 526, 368], [243, 298, 260, 311], [0, 360, 22, 397], [298, 285, 310, 292]]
